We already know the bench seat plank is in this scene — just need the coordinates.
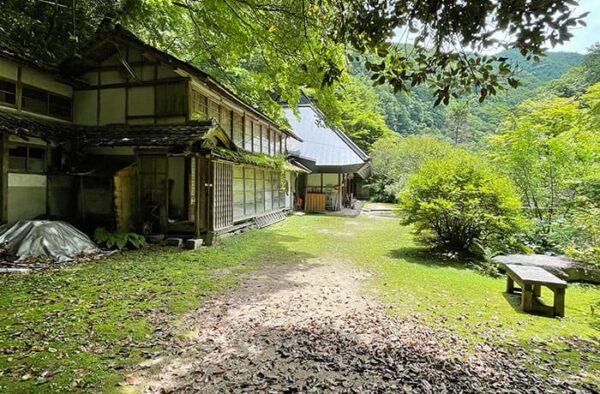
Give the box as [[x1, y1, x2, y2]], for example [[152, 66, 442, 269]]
[[504, 264, 567, 288]]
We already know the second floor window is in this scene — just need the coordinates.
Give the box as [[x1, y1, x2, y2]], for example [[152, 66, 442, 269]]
[[155, 82, 186, 117], [22, 85, 72, 120], [0, 80, 16, 106]]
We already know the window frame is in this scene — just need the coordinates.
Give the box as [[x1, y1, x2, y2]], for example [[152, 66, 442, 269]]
[[0, 78, 17, 108], [21, 84, 72, 121], [155, 81, 187, 117], [8, 143, 47, 174]]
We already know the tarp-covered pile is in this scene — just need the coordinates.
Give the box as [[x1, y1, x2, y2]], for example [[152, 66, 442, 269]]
[[0, 220, 101, 264]]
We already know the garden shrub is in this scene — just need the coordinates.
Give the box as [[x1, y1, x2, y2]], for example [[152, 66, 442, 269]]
[[399, 152, 524, 251], [369, 135, 454, 202], [94, 227, 146, 250]]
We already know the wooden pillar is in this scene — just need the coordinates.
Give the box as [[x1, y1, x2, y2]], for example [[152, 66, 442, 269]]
[[554, 288, 565, 317], [196, 155, 214, 244], [0, 133, 8, 223], [533, 285, 541, 297], [194, 156, 201, 238], [506, 276, 515, 294], [522, 283, 534, 312]]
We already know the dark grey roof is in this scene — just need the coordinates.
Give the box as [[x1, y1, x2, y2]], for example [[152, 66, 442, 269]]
[[0, 109, 70, 141], [73, 120, 216, 147], [0, 108, 216, 147], [284, 101, 370, 173]]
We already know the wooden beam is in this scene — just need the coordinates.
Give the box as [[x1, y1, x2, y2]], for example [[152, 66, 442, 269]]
[[73, 77, 188, 91]]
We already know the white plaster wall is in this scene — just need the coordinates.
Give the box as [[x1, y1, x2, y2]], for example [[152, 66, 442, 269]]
[[7, 173, 47, 223]]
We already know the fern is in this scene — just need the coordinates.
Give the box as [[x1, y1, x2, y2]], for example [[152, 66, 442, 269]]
[[94, 227, 146, 250]]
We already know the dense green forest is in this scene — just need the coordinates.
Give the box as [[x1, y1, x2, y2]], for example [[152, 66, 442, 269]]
[[368, 45, 600, 266], [341, 49, 586, 148]]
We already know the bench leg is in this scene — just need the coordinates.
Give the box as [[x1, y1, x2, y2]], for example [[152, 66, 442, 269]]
[[533, 285, 541, 297], [522, 284, 534, 312], [506, 276, 515, 293], [554, 288, 565, 317]]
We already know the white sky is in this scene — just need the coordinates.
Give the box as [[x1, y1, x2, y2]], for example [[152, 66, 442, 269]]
[[392, 0, 600, 54], [553, 0, 600, 53]]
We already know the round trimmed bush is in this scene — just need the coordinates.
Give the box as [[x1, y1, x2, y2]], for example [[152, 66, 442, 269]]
[[399, 152, 524, 251]]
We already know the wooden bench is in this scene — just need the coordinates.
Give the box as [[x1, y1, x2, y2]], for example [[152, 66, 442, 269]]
[[503, 264, 568, 317]]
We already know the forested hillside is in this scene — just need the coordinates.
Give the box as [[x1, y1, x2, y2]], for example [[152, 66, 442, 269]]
[[346, 50, 585, 146]]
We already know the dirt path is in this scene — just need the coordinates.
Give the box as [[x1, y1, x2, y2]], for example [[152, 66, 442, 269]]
[[129, 258, 570, 393]]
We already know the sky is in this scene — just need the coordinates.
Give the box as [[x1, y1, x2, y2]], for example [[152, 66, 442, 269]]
[[392, 0, 600, 54], [553, 0, 600, 53]]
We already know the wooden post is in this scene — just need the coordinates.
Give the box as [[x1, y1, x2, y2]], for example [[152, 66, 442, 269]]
[[205, 158, 215, 245], [194, 156, 201, 238], [554, 288, 565, 317], [0, 133, 8, 223], [506, 276, 515, 294], [533, 285, 541, 297], [522, 283, 534, 312]]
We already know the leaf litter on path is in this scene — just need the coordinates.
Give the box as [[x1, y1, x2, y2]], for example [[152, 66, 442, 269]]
[[129, 259, 597, 393]]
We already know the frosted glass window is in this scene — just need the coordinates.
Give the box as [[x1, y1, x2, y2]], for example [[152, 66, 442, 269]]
[[255, 170, 265, 213], [244, 117, 253, 151], [252, 123, 261, 153], [233, 166, 244, 219], [244, 167, 255, 215], [233, 113, 243, 147]]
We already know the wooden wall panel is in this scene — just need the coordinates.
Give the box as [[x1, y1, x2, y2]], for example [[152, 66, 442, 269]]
[[305, 193, 326, 213]]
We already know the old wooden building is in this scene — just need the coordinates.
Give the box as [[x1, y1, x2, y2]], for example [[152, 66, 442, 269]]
[[0, 24, 303, 243], [282, 95, 371, 213]]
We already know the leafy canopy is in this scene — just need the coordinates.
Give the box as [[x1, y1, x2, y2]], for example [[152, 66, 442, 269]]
[[335, 0, 587, 104], [1, 0, 588, 109], [490, 86, 600, 261]]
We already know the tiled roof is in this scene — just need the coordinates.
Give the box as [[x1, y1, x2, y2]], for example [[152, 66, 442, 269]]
[[0, 109, 216, 147], [73, 121, 216, 147], [0, 110, 69, 141], [284, 102, 370, 173]]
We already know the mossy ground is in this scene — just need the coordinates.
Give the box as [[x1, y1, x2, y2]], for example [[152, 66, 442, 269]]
[[0, 213, 598, 392]]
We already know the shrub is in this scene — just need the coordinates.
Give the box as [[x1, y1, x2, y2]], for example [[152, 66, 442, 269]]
[[94, 227, 146, 250], [369, 135, 454, 202], [399, 152, 524, 251]]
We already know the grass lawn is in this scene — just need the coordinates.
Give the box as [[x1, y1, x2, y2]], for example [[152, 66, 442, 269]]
[[0, 214, 598, 392]]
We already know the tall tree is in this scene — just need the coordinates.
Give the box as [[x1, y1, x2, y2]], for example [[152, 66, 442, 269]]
[[0, 0, 588, 112]]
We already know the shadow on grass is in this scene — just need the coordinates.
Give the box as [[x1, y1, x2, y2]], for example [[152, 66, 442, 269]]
[[145, 315, 558, 393], [388, 245, 479, 271], [502, 292, 562, 319], [0, 229, 320, 393]]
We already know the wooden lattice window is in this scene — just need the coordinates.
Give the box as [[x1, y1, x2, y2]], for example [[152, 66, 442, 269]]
[[22, 85, 72, 120], [265, 171, 273, 211], [233, 166, 244, 219], [208, 100, 220, 121], [233, 112, 243, 147], [252, 122, 261, 153], [155, 82, 186, 116], [191, 91, 208, 119], [0, 79, 16, 106], [255, 169, 265, 213], [243, 117, 253, 151], [244, 167, 255, 215], [213, 161, 233, 230]]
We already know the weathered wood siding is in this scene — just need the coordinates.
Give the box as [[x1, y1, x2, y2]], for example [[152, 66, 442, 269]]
[[305, 193, 326, 213], [114, 164, 137, 232]]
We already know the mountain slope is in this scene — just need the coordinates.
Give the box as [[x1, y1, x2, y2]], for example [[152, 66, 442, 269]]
[[353, 50, 585, 142]]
